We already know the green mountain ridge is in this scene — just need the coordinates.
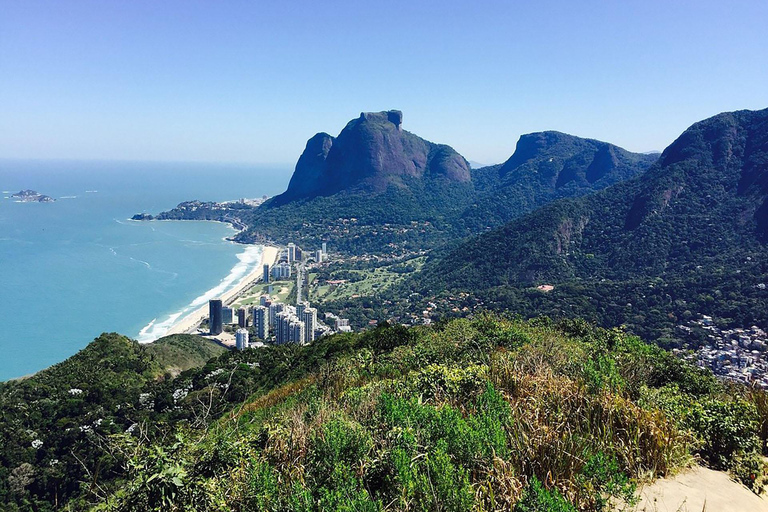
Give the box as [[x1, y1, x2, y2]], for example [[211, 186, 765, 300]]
[[161, 111, 654, 255], [457, 131, 657, 234], [409, 107, 768, 343]]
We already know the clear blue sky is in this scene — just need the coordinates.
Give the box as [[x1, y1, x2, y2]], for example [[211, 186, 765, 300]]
[[1, 0, 766, 165]]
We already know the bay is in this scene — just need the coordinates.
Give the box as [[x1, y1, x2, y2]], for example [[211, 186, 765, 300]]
[[0, 159, 290, 380]]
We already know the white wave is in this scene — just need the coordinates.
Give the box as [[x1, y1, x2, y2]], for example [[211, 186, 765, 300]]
[[129, 257, 152, 269], [60, 195, 77, 199], [85, 190, 98, 193], [138, 318, 157, 338], [136, 312, 183, 343], [135, 245, 263, 343]]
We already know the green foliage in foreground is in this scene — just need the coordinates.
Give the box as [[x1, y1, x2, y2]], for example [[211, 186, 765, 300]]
[[92, 316, 768, 511], [0, 333, 223, 511]]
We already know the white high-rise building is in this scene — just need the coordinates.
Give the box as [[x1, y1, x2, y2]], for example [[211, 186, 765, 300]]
[[302, 307, 317, 343], [269, 302, 286, 325], [296, 301, 308, 319], [289, 318, 305, 344], [235, 329, 249, 351], [252, 305, 269, 340], [287, 243, 296, 263]]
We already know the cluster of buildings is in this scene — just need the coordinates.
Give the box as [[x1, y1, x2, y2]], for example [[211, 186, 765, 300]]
[[255, 296, 326, 345], [207, 299, 252, 335], [208, 297, 325, 349], [206, 241, 348, 351], [262, 242, 327, 283], [678, 316, 768, 388]]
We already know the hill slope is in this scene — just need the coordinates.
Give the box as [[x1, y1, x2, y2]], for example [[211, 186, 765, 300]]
[[458, 131, 657, 233], [91, 317, 768, 511], [0, 333, 224, 510], [411, 108, 768, 343]]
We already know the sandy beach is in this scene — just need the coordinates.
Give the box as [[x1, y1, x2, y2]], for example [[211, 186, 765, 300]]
[[163, 245, 280, 338]]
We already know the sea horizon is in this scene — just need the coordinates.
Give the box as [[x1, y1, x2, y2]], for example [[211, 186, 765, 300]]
[[0, 159, 291, 381]]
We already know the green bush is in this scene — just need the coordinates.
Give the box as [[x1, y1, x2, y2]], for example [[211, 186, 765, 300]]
[[514, 477, 576, 512]]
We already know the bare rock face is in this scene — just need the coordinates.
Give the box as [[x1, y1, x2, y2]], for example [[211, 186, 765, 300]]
[[273, 110, 470, 205]]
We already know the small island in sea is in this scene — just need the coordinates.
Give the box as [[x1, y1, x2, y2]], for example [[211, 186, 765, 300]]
[[11, 189, 55, 203]]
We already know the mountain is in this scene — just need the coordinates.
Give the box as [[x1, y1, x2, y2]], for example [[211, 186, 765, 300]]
[[411, 108, 768, 343], [156, 113, 654, 256], [269, 110, 471, 206], [457, 131, 657, 233]]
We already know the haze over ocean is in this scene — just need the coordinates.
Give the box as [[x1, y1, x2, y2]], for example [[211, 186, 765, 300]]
[[0, 160, 290, 380]]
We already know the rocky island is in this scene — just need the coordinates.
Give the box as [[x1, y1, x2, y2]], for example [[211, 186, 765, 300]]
[[11, 189, 55, 202]]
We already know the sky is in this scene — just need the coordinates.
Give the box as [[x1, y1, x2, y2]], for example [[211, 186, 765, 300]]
[[1, 0, 766, 166]]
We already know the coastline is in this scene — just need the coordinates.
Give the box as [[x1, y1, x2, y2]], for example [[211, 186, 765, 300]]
[[161, 244, 280, 339]]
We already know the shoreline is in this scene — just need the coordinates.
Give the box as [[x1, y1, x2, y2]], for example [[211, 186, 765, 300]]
[[160, 244, 280, 339]]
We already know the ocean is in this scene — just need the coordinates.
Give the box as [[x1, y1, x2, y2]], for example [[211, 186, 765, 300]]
[[0, 159, 291, 381]]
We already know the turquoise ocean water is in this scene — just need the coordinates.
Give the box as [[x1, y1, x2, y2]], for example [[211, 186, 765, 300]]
[[0, 160, 291, 381]]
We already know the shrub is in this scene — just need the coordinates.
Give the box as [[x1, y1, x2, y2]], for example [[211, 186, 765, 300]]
[[514, 477, 576, 512]]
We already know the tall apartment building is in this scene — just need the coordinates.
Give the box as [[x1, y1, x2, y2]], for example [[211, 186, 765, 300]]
[[287, 243, 296, 263], [209, 299, 223, 335], [235, 329, 249, 351], [237, 307, 249, 328], [252, 305, 269, 340], [302, 306, 317, 343]]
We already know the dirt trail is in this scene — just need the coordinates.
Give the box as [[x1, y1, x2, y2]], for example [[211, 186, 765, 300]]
[[633, 465, 768, 512]]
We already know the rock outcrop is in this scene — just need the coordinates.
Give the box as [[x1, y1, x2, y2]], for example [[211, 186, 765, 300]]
[[271, 110, 470, 205]]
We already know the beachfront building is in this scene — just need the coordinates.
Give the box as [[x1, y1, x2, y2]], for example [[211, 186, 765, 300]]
[[235, 329, 249, 351], [237, 307, 249, 328], [271, 262, 292, 280], [209, 299, 223, 335], [222, 306, 235, 325], [253, 305, 269, 340], [263, 263, 270, 283]]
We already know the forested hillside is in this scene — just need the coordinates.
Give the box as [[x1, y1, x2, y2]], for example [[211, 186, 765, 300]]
[[0, 334, 224, 510], [155, 118, 654, 256], [408, 108, 768, 345]]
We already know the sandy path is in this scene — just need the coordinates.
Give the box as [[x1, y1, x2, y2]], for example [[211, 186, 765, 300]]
[[634, 465, 768, 511], [163, 245, 279, 337]]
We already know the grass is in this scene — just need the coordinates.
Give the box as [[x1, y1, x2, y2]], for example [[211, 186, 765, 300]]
[[97, 316, 768, 511], [230, 279, 295, 308], [311, 257, 426, 303], [145, 334, 227, 378]]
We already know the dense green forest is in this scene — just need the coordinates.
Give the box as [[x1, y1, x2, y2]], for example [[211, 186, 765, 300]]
[[403, 109, 768, 344], [0, 334, 224, 510]]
